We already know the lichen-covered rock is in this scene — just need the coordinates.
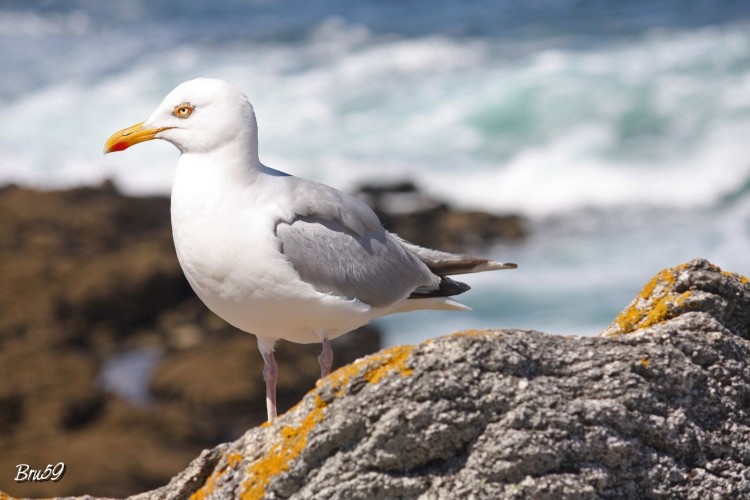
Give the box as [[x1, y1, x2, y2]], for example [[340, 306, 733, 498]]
[[601, 258, 750, 338], [112, 258, 750, 499], [3, 258, 749, 499]]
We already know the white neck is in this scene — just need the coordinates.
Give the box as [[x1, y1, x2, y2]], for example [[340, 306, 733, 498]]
[[178, 136, 263, 187]]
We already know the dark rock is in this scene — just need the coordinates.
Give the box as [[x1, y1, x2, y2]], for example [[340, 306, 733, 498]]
[[65, 258, 749, 499], [0, 393, 24, 429], [354, 181, 527, 252]]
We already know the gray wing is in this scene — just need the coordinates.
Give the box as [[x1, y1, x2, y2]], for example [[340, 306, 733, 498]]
[[283, 176, 382, 237], [276, 216, 438, 308]]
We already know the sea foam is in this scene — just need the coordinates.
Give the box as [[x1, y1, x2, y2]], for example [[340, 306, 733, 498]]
[[2, 17, 750, 218]]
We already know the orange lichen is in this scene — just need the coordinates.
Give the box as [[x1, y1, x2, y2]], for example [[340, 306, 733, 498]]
[[645, 290, 691, 326], [323, 344, 415, 396], [363, 345, 413, 384], [726, 271, 750, 285], [237, 345, 415, 500], [189, 463, 222, 500], [452, 329, 491, 338], [241, 396, 326, 500], [608, 262, 750, 336], [609, 266, 693, 335], [226, 452, 243, 467], [189, 452, 245, 500], [189, 347, 416, 499], [427, 329, 497, 344]]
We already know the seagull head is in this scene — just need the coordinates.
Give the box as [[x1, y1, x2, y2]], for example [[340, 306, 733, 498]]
[[104, 78, 259, 156]]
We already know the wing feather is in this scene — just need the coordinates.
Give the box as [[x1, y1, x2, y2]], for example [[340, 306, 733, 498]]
[[271, 176, 515, 307], [393, 235, 517, 276], [276, 216, 438, 308]]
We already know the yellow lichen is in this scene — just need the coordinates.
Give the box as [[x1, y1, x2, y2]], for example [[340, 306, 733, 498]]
[[363, 345, 413, 384], [608, 262, 750, 336], [427, 329, 498, 343], [640, 357, 651, 368], [722, 270, 749, 285], [189, 452, 245, 500], [189, 469, 220, 500], [226, 452, 243, 467], [609, 267, 693, 335], [241, 396, 326, 500], [237, 345, 415, 500], [452, 329, 490, 338], [323, 344, 414, 396]]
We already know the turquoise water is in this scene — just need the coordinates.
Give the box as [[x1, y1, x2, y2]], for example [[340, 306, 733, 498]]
[[2, 1, 750, 344]]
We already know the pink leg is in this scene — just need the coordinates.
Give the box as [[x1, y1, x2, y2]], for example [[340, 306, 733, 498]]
[[258, 337, 278, 421], [318, 337, 333, 378]]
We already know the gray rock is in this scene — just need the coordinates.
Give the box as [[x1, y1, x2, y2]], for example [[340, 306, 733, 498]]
[[13, 258, 750, 499]]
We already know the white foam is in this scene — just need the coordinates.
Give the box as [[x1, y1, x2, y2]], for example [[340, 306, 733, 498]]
[[0, 9, 91, 37], [4, 18, 750, 217]]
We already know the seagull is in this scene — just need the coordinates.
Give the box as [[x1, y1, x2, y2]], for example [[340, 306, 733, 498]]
[[104, 78, 517, 421]]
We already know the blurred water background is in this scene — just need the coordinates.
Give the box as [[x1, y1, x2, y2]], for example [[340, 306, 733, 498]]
[[2, 0, 750, 345]]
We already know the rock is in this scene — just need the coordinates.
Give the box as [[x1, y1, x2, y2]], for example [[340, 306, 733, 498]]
[[355, 181, 526, 252], [57, 258, 748, 499], [13, 185, 748, 499], [0, 183, 179, 349], [601, 258, 750, 338]]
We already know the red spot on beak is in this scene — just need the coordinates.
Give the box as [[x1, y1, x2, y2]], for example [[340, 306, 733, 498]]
[[109, 141, 130, 152]]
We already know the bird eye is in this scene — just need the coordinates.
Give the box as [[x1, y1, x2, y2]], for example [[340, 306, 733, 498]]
[[173, 104, 194, 119]]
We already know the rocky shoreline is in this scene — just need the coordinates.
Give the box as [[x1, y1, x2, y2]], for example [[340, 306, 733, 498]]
[[354, 180, 526, 252], [3, 184, 749, 499], [0, 182, 524, 498], [9, 258, 745, 500]]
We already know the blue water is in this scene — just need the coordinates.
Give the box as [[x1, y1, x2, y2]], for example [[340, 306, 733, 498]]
[[98, 348, 161, 405], [2, 0, 750, 345]]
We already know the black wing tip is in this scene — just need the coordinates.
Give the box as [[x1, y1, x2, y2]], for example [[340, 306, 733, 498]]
[[408, 276, 471, 299]]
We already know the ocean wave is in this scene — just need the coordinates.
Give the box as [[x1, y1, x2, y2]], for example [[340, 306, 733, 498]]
[[4, 2, 750, 346], [0, 9, 91, 37], [3, 16, 750, 216]]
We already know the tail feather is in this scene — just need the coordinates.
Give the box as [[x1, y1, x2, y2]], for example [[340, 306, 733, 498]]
[[394, 234, 517, 303], [394, 297, 472, 313], [394, 235, 518, 276], [428, 259, 517, 276]]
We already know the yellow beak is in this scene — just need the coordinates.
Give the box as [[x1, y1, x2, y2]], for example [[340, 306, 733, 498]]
[[103, 122, 172, 154]]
